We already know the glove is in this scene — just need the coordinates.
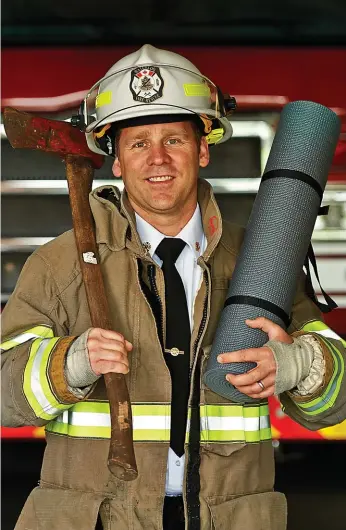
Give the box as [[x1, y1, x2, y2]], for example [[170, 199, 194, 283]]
[[266, 334, 325, 396], [64, 328, 100, 397]]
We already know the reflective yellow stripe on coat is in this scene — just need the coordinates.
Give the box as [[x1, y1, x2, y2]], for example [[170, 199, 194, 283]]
[[1, 326, 69, 421], [200, 403, 271, 442], [0, 325, 54, 351], [297, 320, 345, 415], [46, 402, 272, 443]]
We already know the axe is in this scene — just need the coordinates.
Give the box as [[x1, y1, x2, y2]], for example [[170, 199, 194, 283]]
[[3, 107, 138, 481]]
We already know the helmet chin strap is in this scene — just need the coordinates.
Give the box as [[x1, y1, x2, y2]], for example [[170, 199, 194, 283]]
[[93, 123, 112, 139]]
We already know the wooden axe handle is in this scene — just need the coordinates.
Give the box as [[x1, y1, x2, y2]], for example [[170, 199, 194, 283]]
[[65, 154, 138, 481]]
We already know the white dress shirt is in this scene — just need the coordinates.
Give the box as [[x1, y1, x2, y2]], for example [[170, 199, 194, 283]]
[[135, 205, 206, 496]]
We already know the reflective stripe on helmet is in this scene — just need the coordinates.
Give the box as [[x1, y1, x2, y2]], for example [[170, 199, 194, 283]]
[[46, 401, 271, 442], [83, 44, 235, 156]]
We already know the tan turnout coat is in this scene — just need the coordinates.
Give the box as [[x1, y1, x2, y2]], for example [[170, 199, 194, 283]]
[[2, 179, 346, 530]]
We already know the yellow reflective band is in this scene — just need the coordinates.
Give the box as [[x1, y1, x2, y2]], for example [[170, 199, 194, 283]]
[[183, 84, 210, 97], [1, 325, 53, 352], [69, 402, 171, 416], [200, 404, 270, 418], [300, 320, 346, 347], [206, 128, 224, 145], [46, 403, 171, 441], [95, 91, 112, 108], [295, 335, 344, 415], [200, 429, 272, 443], [46, 402, 271, 443], [200, 404, 271, 443], [23, 337, 69, 420], [46, 422, 111, 439]]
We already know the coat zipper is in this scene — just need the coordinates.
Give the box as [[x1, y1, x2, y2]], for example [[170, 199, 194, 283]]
[[184, 267, 210, 530], [135, 258, 165, 358], [148, 261, 211, 530], [190, 269, 209, 379], [148, 264, 165, 348]]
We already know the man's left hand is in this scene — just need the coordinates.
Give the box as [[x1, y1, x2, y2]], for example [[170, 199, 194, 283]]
[[217, 317, 293, 398]]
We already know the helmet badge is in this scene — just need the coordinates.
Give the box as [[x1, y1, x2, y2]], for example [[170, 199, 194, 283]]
[[130, 66, 164, 103]]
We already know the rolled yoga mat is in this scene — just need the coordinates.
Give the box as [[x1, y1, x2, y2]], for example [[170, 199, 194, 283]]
[[204, 100, 340, 403]]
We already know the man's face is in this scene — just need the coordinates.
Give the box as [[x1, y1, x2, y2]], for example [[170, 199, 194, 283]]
[[112, 121, 209, 219]]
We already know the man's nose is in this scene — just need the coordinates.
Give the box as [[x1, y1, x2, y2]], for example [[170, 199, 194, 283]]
[[147, 144, 171, 166]]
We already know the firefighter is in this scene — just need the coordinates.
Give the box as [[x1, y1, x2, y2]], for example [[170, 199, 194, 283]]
[[1, 44, 346, 530]]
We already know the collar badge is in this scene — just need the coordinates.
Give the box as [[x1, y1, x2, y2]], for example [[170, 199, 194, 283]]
[[143, 241, 151, 254]]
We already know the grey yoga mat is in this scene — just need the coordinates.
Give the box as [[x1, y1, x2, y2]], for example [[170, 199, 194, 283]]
[[204, 100, 340, 403]]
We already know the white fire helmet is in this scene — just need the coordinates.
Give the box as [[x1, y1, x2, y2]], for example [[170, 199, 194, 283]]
[[81, 44, 237, 157]]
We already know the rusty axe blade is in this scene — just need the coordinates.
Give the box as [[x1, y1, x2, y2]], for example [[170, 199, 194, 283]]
[[3, 107, 103, 169]]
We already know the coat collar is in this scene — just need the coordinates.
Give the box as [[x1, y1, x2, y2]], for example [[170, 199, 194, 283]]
[[89, 178, 229, 261], [135, 204, 205, 259]]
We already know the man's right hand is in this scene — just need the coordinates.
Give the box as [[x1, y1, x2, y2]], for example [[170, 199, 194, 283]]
[[87, 328, 133, 376]]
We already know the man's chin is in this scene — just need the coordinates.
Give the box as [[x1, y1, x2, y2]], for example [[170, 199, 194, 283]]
[[147, 200, 178, 213], [144, 193, 178, 212]]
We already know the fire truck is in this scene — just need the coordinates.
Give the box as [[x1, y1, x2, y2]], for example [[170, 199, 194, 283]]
[[2, 46, 346, 443]]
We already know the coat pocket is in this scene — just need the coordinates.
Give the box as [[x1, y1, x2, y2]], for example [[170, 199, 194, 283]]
[[15, 486, 105, 530], [207, 491, 287, 530]]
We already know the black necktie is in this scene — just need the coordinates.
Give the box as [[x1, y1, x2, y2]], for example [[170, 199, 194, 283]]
[[156, 238, 191, 457]]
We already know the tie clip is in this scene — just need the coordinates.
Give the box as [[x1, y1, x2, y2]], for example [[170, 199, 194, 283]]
[[164, 347, 184, 356]]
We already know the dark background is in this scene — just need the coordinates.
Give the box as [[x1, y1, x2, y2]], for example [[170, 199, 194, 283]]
[[2, 0, 346, 46]]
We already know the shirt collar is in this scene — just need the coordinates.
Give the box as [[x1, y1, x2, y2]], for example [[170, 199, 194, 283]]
[[135, 204, 205, 258]]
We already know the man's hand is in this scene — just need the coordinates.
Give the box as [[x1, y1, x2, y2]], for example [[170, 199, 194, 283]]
[[217, 317, 293, 398], [87, 328, 133, 376]]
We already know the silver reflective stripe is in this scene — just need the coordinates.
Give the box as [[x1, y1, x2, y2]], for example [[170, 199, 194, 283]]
[[9, 331, 41, 343], [30, 339, 62, 416], [24, 337, 68, 420], [134, 415, 171, 430], [314, 328, 343, 341], [201, 414, 270, 432], [1, 325, 53, 352], [260, 415, 271, 430], [300, 320, 346, 347], [55, 411, 171, 430], [46, 402, 272, 442], [55, 410, 111, 427]]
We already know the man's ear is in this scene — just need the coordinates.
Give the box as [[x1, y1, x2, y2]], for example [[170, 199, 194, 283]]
[[112, 157, 122, 178], [199, 137, 210, 168]]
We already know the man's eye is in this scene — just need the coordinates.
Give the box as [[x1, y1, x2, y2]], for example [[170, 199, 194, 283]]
[[133, 141, 146, 148], [166, 138, 180, 145]]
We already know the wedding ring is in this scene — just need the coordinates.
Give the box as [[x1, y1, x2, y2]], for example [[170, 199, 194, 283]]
[[257, 380, 265, 391]]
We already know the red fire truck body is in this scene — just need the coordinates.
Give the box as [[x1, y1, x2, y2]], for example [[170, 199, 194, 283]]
[[2, 46, 346, 441]]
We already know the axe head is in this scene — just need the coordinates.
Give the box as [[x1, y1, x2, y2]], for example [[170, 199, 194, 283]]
[[3, 107, 104, 169]]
